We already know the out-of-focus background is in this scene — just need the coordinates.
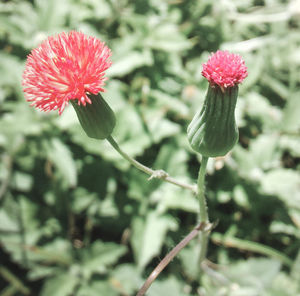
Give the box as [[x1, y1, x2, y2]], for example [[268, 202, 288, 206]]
[[1, 0, 300, 295]]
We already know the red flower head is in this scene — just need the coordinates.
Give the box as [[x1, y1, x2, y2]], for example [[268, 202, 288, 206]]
[[22, 31, 112, 114], [202, 50, 248, 89]]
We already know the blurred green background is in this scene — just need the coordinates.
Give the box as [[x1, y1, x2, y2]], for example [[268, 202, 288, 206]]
[[1, 0, 300, 295]]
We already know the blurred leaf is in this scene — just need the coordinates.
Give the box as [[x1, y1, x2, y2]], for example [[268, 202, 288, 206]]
[[260, 169, 300, 209], [279, 135, 300, 157], [179, 240, 199, 280], [110, 264, 142, 295], [40, 272, 78, 296], [291, 249, 300, 283], [248, 134, 280, 170], [233, 134, 280, 180], [12, 172, 33, 192], [225, 258, 281, 291], [149, 89, 189, 117], [152, 184, 198, 213], [81, 241, 127, 279], [131, 211, 177, 269], [0, 209, 18, 232], [281, 91, 300, 133], [264, 272, 300, 296], [270, 221, 300, 239], [107, 50, 153, 77], [243, 92, 282, 129], [0, 53, 23, 97], [77, 281, 118, 296], [233, 185, 250, 208], [146, 109, 181, 143], [35, 0, 69, 30], [148, 275, 189, 296], [145, 23, 192, 52], [46, 138, 77, 187], [261, 74, 289, 100]]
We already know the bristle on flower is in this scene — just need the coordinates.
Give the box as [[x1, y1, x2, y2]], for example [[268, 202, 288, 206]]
[[202, 50, 248, 89], [22, 31, 112, 114]]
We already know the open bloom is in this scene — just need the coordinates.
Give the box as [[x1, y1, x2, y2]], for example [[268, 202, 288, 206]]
[[202, 50, 248, 89], [22, 31, 112, 114]]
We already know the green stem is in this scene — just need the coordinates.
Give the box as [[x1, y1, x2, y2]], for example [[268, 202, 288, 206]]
[[0, 266, 30, 295], [197, 156, 210, 275], [106, 135, 197, 193], [197, 157, 209, 223], [211, 233, 293, 267]]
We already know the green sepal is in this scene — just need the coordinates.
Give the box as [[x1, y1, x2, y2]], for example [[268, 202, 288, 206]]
[[187, 85, 239, 157], [71, 93, 116, 140]]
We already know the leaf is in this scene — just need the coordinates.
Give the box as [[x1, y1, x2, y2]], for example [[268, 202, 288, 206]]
[[40, 272, 78, 296], [150, 183, 198, 213], [260, 169, 300, 209], [0, 209, 18, 232], [281, 92, 300, 133], [107, 50, 153, 77], [226, 258, 281, 289], [270, 221, 300, 239], [35, 0, 69, 30], [261, 74, 289, 100], [279, 135, 300, 157], [110, 264, 143, 295], [46, 138, 77, 187], [145, 23, 192, 52], [264, 273, 299, 296], [77, 281, 119, 296], [148, 276, 189, 296], [243, 92, 282, 129], [179, 240, 200, 280], [248, 134, 280, 170], [12, 172, 33, 192], [131, 211, 177, 269], [291, 249, 300, 284], [146, 110, 181, 143], [150, 90, 189, 117], [28, 265, 61, 281], [81, 241, 127, 279]]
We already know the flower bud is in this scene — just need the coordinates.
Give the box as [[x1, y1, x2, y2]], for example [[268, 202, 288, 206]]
[[71, 93, 116, 140], [187, 51, 247, 157], [188, 85, 238, 157]]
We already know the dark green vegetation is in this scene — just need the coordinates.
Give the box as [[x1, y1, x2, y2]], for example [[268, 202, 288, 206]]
[[0, 0, 299, 295]]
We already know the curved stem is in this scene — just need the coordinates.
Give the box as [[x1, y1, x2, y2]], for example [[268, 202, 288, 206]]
[[196, 156, 210, 275], [106, 135, 197, 194], [136, 222, 208, 296], [211, 233, 293, 267]]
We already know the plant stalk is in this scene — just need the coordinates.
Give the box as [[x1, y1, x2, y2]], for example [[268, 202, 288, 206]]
[[136, 222, 208, 296], [211, 233, 293, 267], [196, 156, 209, 275], [106, 135, 197, 193]]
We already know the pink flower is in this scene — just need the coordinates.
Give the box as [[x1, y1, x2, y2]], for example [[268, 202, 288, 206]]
[[22, 31, 112, 114], [202, 50, 248, 89]]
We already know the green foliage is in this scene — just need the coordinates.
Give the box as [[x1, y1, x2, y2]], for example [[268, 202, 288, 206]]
[[0, 0, 300, 295]]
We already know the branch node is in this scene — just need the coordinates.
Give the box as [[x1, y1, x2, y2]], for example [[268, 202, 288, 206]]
[[148, 169, 169, 180]]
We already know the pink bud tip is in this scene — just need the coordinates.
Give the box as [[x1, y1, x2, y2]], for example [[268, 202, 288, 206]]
[[202, 50, 248, 88]]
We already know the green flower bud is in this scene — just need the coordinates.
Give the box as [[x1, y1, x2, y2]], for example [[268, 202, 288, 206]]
[[188, 50, 248, 157], [71, 93, 116, 140], [187, 85, 239, 157]]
